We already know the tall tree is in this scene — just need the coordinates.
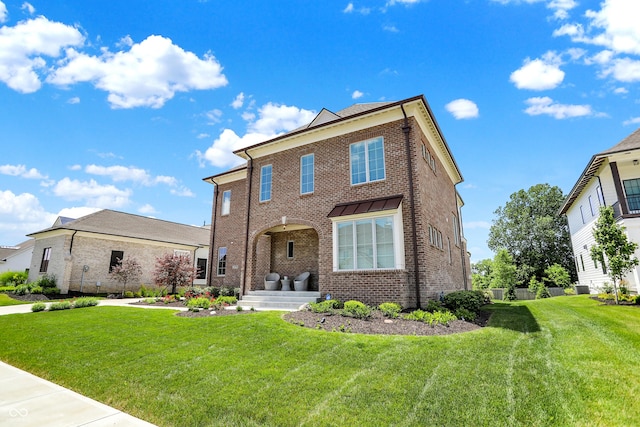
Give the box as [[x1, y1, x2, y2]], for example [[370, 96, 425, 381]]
[[109, 256, 142, 296], [491, 249, 517, 300], [471, 258, 494, 290], [590, 206, 639, 304], [153, 253, 196, 294], [488, 183, 576, 284]]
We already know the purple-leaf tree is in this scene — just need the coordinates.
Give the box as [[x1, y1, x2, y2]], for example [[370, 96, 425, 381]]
[[109, 257, 143, 296], [153, 253, 196, 294]]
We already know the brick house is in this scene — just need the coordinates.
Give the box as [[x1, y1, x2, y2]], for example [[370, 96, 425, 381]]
[[203, 95, 470, 308], [27, 210, 210, 294], [559, 127, 640, 294]]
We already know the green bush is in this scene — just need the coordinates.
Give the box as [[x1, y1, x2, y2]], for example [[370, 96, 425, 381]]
[[442, 290, 486, 314], [31, 302, 46, 312], [30, 285, 43, 294], [14, 284, 30, 295], [310, 299, 342, 313], [0, 285, 16, 293], [36, 274, 57, 289], [378, 302, 402, 318], [42, 287, 60, 295], [220, 286, 238, 297], [124, 291, 134, 298], [216, 296, 237, 305], [187, 297, 211, 310], [0, 271, 28, 286], [49, 301, 72, 311], [454, 308, 477, 322], [342, 300, 372, 319], [403, 309, 457, 326], [73, 297, 99, 308], [424, 299, 444, 313]]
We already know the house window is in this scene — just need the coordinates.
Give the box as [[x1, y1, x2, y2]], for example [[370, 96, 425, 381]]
[[350, 137, 385, 185], [39, 247, 51, 273], [300, 154, 314, 195], [596, 185, 604, 207], [588, 195, 595, 216], [580, 254, 585, 271], [421, 142, 436, 172], [623, 178, 640, 211], [453, 214, 461, 246], [221, 190, 231, 215], [109, 250, 124, 272], [428, 225, 443, 250], [287, 240, 294, 259], [217, 247, 227, 276], [580, 206, 585, 224], [335, 215, 396, 270], [448, 238, 452, 264], [260, 165, 272, 202], [196, 258, 207, 279]]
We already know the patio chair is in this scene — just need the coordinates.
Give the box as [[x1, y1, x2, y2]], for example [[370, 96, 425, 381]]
[[294, 272, 310, 291], [264, 273, 281, 290]]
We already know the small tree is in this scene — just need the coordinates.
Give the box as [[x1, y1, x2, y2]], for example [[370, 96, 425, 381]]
[[471, 258, 493, 290], [109, 257, 142, 296], [491, 249, 517, 300], [544, 263, 571, 288], [590, 206, 639, 304], [153, 253, 196, 294]]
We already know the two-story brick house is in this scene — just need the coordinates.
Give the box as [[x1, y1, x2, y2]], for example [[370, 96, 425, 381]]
[[203, 95, 470, 308], [559, 127, 640, 294]]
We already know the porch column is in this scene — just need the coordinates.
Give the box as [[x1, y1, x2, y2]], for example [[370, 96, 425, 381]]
[[610, 162, 629, 215]]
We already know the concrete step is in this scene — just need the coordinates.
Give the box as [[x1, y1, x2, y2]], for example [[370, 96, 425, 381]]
[[239, 290, 321, 311]]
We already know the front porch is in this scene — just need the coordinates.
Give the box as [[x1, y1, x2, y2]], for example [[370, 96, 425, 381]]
[[238, 290, 322, 311]]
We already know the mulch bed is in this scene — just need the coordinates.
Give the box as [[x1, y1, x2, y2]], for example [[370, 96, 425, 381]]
[[590, 296, 639, 306], [6, 293, 51, 302]]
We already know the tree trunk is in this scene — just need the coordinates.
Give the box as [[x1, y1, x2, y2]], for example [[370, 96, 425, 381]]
[[613, 279, 619, 305]]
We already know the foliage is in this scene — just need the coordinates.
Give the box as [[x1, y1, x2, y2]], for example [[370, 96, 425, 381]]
[[528, 277, 550, 299], [403, 309, 457, 326], [109, 256, 143, 295], [309, 299, 343, 313], [591, 206, 640, 304], [30, 285, 43, 294], [378, 302, 402, 318], [442, 290, 487, 313], [454, 308, 477, 322], [544, 263, 572, 288], [73, 297, 100, 308], [42, 286, 60, 295], [491, 249, 517, 300], [0, 285, 16, 292], [187, 297, 211, 310], [31, 302, 46, 312], [488, 183, 576, 283], [124, 291, 134, 298], [153, 253, 197, 294], [14, 284, 31, 295], [49, 301, 72, 311], [0, 271, 28, 286], [216, 296, 237, 306], [0, 293, 30, 306], [35, 274, 57, 289], [220, 286, 239, 298], [342, 300, 372, 319], [471, 258, 493, 290]]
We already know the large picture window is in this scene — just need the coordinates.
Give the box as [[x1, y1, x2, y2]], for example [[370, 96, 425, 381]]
[[260, 165, 272, 202], [350, 137, 385, 185], [335, 215, 397, 270], [300, 154, 314, 194]]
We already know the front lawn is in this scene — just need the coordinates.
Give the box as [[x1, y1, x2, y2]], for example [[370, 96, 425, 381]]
[[0, 296, 638, 426], [0, 293, 30, 306]]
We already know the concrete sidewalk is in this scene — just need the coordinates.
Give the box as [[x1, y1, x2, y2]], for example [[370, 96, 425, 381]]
[[0, 361, 156, 426], [0, 297, 189, 316]]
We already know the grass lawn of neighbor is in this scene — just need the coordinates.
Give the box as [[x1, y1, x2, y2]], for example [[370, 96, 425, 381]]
[[0, 295, 638, 426]]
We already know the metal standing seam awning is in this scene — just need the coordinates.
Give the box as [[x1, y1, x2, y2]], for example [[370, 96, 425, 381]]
[[327, 195, 403, 218]]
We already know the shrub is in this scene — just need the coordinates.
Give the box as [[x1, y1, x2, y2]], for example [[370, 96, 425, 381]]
[[124, 291, 134, 298], [36, 274, 57, 289], [216, 296, 237, 305], [220, 286, 237, 297], [236, 305, 243, 311], [42, 287, 60, 295], [310, 299, 342, 313], [73, 297, 99, 308], [187, 297, 211, 310], [342, 300, 372, 319], [0, 285, 16, 293], [378, 302, 402, 318], [602, 283, 614, 294], [528, 277, 550, 299], [564, 288, 576, 295], [49, 301, 72, 311], [454, 308, 477, 322], [30, 285, 43, 294], [442, 290, 486, 313], [634, 295, 640, 305], [14, 284, 30, 295], [31, 302, 46, 312], [424, 299, 444, 313], [404, 309, 457, 326], [0, 271, 28, 286]]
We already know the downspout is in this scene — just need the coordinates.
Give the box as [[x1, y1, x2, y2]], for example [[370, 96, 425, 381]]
[[401, 104, 422, 308], [69, 230, 77, 255], [241, 150, 254, 297], [208, 178, 219, 287]]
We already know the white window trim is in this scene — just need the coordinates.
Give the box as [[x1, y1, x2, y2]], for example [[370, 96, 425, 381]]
[[300, 153, 314, 195], [349, 137, 386, 186], [221, 190, 231, 216], [174, 249, 190, 258], [260, 165, 272, 202], [217, 247, 227, 277], [330, 204, 405, 272]]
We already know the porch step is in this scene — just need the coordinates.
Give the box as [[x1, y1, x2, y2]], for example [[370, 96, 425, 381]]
[[239, 290, 321, 311]]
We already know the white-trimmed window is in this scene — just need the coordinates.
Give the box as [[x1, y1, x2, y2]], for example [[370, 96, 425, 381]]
[[350, 137, 385, 185], [332, 208, 404, 271], [221, 190, 231, 215], [453, 214, 460, 246], [300, 154, 314, 195], [217, 247, 227, 276], [260, 165, 272, 202], [40, 247, 51, 273]]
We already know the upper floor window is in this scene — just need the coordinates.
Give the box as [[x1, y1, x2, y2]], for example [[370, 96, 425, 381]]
[[453, 214, 461, 246], [260, 165, 272, 202], [40, 247, 51, 273], [623, 178, 640, 212], [421, 142, 436, 173], [350, 137, 385, 185], [300, 154, 314, 195], [221, 190, 231, 215]]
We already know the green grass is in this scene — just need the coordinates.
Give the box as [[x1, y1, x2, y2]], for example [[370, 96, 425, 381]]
[[0, 295, 638, 426], [0, 293, 29, 306]]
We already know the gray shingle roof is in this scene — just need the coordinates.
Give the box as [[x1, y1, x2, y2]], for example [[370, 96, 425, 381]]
[[28, 210, 210, 247], [599, 127, 640, 155]]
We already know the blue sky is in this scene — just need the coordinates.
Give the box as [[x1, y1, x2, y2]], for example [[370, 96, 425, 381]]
[[1, 0, 639, 262]]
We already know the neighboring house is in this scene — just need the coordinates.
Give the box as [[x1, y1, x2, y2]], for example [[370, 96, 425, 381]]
[[0, 239, 35, 273], [27, 210, 211, 294], [203, 95, 470, 308], [559, 128, 640, 294]]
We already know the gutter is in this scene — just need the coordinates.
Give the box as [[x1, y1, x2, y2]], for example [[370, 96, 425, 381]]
[[401, 104, 422, 308], [241, 149, 254, 297], [207, 178, 219, 286]]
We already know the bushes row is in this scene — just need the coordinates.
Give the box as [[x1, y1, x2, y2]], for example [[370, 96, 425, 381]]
[[32, 297, 99, 312], [13, 274, 59, 296]]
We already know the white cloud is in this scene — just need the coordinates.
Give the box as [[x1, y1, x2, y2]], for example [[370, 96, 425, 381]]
[[47, 35, 228, 109], [613, 87, 628, 94], [56, 206, 101, 220], [138, 203, 157, 214], [623, 117, 640, 126], [352, 90, 364, 99], [205, 108, 223, 124], [231, 92, 245, 109], [197, 102, 316, 168], [0, 2, 7, 23], [0, 190, 57, 240], [196, 133, 210, 139], [464, 221, 491, 230], [523, 96, 594, 119], [84, 164, 178, 187], [0, 16, 84, 93], [170, 186, 195, 197], [445, 99, 479, 119], [21, 2, 34, 14], [53, 177, 131, 207], [0, 164, 46, 179], [343, 3, 354, 13], [69, 164, 82, 171], [600, 57, 640, 83], [510, 51, 565, 90], [490, 0, 575, 20], [383, 24, 399, 33], [67, 96, 80, 104]]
